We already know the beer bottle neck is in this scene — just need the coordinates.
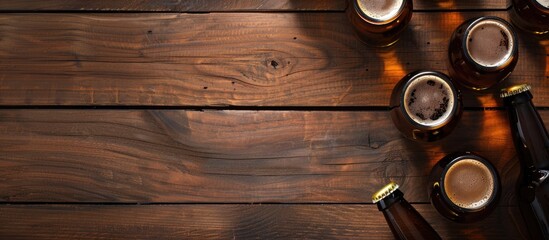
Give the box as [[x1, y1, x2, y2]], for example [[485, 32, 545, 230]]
[[376, 189, 442, 240], [504, 90, 533, 105], [502, 87, 549, 239], [505, 91, 549, 171], [376, 189, 404, 211]]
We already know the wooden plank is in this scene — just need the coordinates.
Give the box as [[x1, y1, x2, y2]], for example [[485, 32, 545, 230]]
[[0, 109, 526, 203], [0, 0, 509, 12], [0, 204, 528, 239], [0, 11, 545, 107], [0, 0, 346, 12], [415, 0, 509, 10]]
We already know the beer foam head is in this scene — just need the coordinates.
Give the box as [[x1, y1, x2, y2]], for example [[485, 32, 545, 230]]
[[535, 0, 549, 8], [466, 19, 514, 68], [357, 0, 404, 22], [443, 159, 495, 210], [403, 74, 455, 127]]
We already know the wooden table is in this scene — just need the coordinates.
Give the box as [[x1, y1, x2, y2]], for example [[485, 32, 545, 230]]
[[0, 0, 547, 239]]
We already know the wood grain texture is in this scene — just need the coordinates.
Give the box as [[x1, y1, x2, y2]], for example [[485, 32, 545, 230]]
[[0, 11, 546, 107], [0, 0, 509, 12], [0, 204, 528, 239], [414, 0, 510, 10], [0, 109, 526, 203], [0, 0, 346, 12]]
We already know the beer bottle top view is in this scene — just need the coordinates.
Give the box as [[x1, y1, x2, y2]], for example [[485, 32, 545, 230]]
[[500, 84, 531, 98], [372, 182, 399, 203]]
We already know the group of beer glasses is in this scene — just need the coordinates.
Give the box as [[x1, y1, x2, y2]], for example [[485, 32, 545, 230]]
[[391, 16, 518, 143], [346, 0, 549, 234]]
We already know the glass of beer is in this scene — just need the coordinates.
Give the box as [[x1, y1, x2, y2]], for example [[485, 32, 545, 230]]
[[390, 71, 462, 142], [428, 152, 501, 223], [448, 16, 519, 90], [511, 0, 549, 35], [346, 0, 413, 47]]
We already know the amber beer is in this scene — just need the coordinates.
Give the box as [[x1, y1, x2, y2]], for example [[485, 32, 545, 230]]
[[373, 182, 442, 240], [390, 71, 462, 142], [448, 17, 518, 90], [501, 84, 549, 239], [511, 0, 549, 34], [428, 152, 500, 222], [346, 0, 413, 47]]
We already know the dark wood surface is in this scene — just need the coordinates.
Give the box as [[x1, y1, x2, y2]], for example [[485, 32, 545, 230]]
[[0, 0, 546, 239], [0, 0, 346, 12], [0, 0, 510, 11], [1, 11, 547, 107], [0, 205, 528, 240], [0, 109, 525, 204]]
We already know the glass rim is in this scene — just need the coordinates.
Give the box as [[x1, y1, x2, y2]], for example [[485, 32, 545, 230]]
[[353, 0, 407, 25], [439, 153, 500, 212], [462, 16, 518, 72], [399, 71, 459, 130], [532, 0, 549, 12]]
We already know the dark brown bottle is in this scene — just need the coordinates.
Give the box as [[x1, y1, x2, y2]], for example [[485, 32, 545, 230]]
[[511, 0, 549, 35], [501, 84, 549, 239], [390, 70, 462, 142], [346, 0, 413, 47], [373, 182, 442, 240], [448, 16, 519, 90]]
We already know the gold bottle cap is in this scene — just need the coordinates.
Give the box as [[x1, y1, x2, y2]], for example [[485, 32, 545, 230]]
[[500, 84, 531, 98], [372, 182, 399, 203]]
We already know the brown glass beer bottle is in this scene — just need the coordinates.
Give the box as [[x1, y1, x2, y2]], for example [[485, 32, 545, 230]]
[[501, 84, 549, 239], [373, 182, 442, 240]]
